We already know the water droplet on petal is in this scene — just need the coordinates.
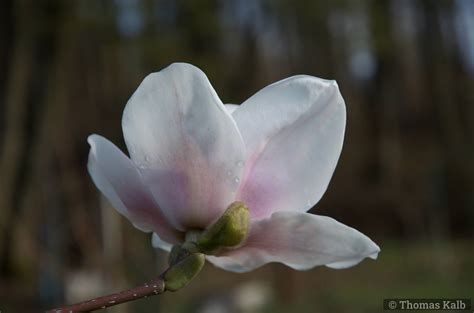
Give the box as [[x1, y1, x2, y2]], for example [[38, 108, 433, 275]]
[[226, 171, 232, 176], [237, 161, 244, 167], [234, 177, 240, 184]]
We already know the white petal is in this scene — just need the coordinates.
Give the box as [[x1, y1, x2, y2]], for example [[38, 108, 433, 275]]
[[151, 232, 173, 252], [206, 255, 249, 272], [233, 76, 346, 219], [325, 255, 378, 269], [122, 63, 246, 230], [87, 134, 181, 244], [207, 211, 379, 273], [225, 104, 240, 114]]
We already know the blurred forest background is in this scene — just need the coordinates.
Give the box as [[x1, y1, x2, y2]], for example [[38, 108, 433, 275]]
[[0, 0, 473, 312]]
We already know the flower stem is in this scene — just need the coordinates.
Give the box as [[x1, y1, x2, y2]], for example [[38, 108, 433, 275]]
[[47, 240, 208, 312], [45, 275, 166, 312]]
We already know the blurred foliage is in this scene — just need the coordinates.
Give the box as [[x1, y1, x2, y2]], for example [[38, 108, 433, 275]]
[[0, 0, 473, 312]]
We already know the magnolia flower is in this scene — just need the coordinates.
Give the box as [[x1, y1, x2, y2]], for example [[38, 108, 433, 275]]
[[88, 63, 379, 273]]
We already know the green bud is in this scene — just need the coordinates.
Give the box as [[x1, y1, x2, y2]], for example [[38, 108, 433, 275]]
[[197, 201, 250, 254], [164, 253, 205, 292]]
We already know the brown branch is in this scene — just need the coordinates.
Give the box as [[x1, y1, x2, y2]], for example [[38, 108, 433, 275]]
[[46, 233, 208, 311], [46, 275, 166, 312]]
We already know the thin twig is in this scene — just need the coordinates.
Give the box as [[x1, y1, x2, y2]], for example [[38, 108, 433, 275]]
[[46, 274, 166, 312]]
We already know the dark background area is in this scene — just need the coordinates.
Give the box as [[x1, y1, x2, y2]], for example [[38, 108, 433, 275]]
[[0, 0, 473, 312]]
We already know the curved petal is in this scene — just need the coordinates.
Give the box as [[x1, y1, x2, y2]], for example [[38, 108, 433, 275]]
[[151, 232, 173, 252], [207, 211, 379, 273], [233, 76, 346, 219], [206, 255, 248, 273], [87, 134, 181, 244], [122, 63, 246, 230]]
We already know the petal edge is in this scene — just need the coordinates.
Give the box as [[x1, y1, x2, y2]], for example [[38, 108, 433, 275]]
[[208, 211, 379, 272], [234, 76, 346, 219], [87, 134, 181, 243], [122, 63, 246, 229]]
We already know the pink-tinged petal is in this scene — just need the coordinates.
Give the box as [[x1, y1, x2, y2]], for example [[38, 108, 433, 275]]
[[233, 76, 346, 219], [225, 104, 240, 114], [87, 134, 181, 244], [207, 211, 379, 273], [151, 233, 173, 252], [206, 255, 248, 273], [122, 63, 246, 230]]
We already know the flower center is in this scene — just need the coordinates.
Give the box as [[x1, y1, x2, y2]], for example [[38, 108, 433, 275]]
[[185, 229, 202, 243]]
